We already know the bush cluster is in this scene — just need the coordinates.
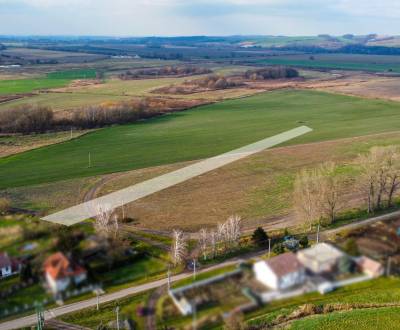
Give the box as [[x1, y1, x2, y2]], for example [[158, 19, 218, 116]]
[[119, 65, 211, 79], [244, 66, 299, 80]]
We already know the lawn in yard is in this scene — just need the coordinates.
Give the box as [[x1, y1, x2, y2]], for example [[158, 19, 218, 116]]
[[96, 254, 167, 290], [60, 292, 149, 329], [1, 89, 400, 189]]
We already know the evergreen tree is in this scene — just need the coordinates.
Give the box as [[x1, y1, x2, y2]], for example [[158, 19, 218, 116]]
[[252, 227, 269, 247]]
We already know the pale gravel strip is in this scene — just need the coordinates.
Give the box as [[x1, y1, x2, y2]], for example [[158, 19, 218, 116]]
[[42, 126, 312, 226]]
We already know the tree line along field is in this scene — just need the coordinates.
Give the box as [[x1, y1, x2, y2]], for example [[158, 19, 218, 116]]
[[1, 89, 400, 189], [256, 53, 400, 72], [0, 61, 248, 111], [0, 69, 97, 94]]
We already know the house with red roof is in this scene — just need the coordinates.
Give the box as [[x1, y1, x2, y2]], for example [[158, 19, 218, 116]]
[[253, 252, 306, 290], [43, 252, 87, 293], [0, 252, 21, 279]]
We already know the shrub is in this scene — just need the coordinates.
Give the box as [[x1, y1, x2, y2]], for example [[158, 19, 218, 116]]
[[252, 227, 269, 247], [343, 238, 360, 256], [272, 242, 285, 255], [299, 235, 309, 248], [0, 197, 11, 214]]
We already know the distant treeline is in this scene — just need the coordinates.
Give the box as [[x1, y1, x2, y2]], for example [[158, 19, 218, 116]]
[[154, 66, 299, 95], [0, 98, 206, 134], [118, 65, 211, 80], [273, 44, 400, 56]]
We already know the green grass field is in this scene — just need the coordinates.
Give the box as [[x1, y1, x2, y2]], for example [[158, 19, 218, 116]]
[[257, 54, 400, 72], [246, 277, 400, 328], [289, 306, 400, 330], [0, 69, 96, 95], [1, 89, 400, 189]]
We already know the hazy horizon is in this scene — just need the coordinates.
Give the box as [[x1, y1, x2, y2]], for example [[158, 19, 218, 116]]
[[0, 0, 399, 37]]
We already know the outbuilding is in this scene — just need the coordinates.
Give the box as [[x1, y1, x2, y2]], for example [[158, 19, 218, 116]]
[[297, 243, 345, 274]]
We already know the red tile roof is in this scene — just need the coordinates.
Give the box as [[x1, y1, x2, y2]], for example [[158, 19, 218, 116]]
[[266, 252, 304, 277], [44, 252, 86, 280]]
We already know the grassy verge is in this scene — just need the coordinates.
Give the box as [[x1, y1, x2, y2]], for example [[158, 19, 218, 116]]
[[289, 306, 400, 329]]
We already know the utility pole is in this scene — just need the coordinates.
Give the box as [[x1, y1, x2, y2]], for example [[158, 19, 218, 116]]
[[115, 306, 120, 330], [268, 238, 271, 258], [387, 256, 392, 276], [316, 224, 320, 244], [70, 127, 73, 139], [96, 290, 100, 311]]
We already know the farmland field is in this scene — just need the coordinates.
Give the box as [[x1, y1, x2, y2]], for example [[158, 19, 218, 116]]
[[0, 69, 97, 95], [257, 54, 400, 72], [1, 90, 400, 189]]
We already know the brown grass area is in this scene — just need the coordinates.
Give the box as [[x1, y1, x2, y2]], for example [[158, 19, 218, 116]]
[[307, 73, 400, 102], [5, 131, 400, 231], [0, 130, 90, 158], [90, 131, 400, 232]]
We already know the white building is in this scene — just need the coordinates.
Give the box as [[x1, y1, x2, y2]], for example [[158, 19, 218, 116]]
[[254, 252, 306, 290], [297, 243, 345, 274], [0, 252, 20, 278]]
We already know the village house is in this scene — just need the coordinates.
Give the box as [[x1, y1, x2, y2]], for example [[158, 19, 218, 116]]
[[356, 256, 384, 278], [0, 252, 21, 279], [253, 252, 306, 290], [43, 252, 87, 294], [297, 243, 345, 274]]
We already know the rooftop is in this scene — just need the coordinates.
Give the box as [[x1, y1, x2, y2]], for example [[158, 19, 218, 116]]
[[0, 252, 11, 269], [265, 252, 304, 276], [44, 252, 86, 280], [297, 243, 344, 264]]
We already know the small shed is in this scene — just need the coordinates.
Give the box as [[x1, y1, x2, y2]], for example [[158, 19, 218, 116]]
[[297, 243, 345, 274]]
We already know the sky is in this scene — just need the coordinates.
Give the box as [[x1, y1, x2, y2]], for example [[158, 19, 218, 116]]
[[0, 0, 399, 36]]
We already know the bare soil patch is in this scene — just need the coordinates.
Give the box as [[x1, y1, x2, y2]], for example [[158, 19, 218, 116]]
[[307, 73, 400, 102]]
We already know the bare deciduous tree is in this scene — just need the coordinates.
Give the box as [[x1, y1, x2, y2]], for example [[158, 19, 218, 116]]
[[358, 146, 400, 212], [224, 215, 242, 248], [198, 228, 209, 260], [210, 230, 217, 259], [293, 168, 319, 230], [315, 162, 343, 224], [94, 204, 119, 240], [171, 229, 187, 266]]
